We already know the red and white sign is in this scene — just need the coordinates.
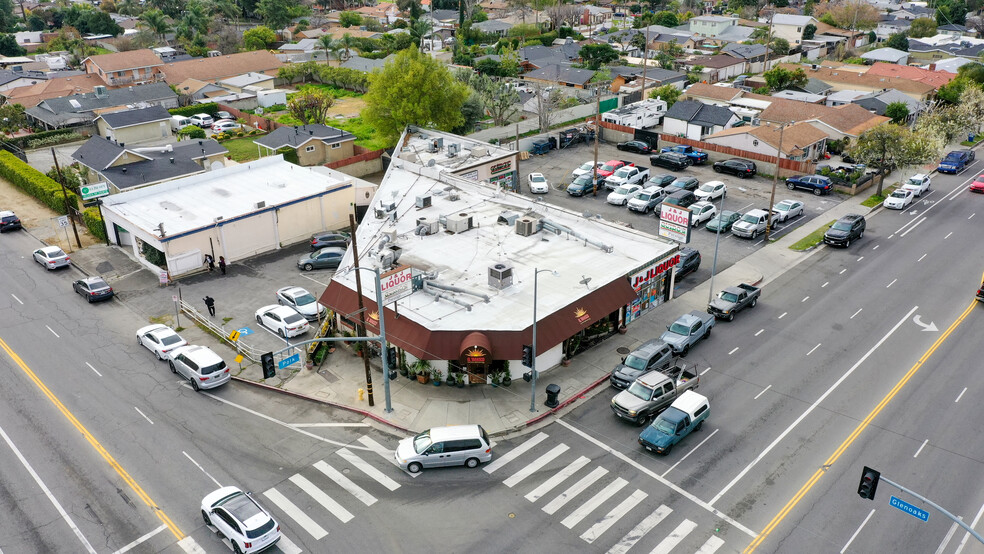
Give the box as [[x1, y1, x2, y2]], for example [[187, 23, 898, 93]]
[[658, 203, 692, 243], [631, 253, 682, 290], [380, 265, 413, 304]]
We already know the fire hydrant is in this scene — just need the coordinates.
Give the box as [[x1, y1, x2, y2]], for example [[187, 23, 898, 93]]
[[357, 388, 365, 401]]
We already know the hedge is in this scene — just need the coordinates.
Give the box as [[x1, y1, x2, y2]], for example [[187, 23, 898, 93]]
[[169, 103, 219, 118], [8, 128, 81, 149], [0, 150, 77, 213], [82, 207, 107, 242]]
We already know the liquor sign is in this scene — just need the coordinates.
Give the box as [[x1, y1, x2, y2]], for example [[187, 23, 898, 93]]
[[658, 204, 692, 243], [490, 160, 512, 174], [380, 265, 413, 304], [630, 253, 682, 290]]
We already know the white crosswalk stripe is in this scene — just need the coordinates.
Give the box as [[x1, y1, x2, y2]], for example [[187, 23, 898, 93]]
[[695, 535, 725, 554], [262, 488, 328, 540], [543, 466, 608, 515], [607, 505, 673, 554], [580, 489, 648, 544], [483, 432, 548, 474], [289, 474, 354, 523], [525, 455, 590, 503], [313, 460, 377, 506], [337, 448, 400, 491], [650, 520, 697, 554], [276, 534, 304, 554], [503, 444, 569, 488], [561, 477, 628, 529], [357, 435, 419, 477]]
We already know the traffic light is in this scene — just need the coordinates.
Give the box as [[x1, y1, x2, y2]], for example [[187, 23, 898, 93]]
[[521, 344, 533, 368], [386, 347, 397, 369], [261, 352, 276, 379], [858, 466, 880, 500]]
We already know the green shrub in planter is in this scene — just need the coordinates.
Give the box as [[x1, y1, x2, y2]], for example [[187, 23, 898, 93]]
[[169, 103, 219, 118], [82, 207, 106, 242], [0, 151, 77, 213]]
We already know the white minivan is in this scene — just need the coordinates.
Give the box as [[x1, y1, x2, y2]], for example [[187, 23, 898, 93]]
[[395, 425, 493, 473], [170, 115, 192, 131]]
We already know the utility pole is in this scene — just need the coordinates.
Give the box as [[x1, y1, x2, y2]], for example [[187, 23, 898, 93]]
[[764, 16, 775, 72], [640, 24, 651, 101], [764, 122, 787, 241], [51, 148, 81, 248], [348, 213, 374, 407], [592, 85, 601, 197]]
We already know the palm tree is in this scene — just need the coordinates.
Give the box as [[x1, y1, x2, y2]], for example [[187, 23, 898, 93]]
[[318, 34, 336, 63], [338, 33, 356, 61], [409, 19, 432, 51], [138, 9, 171, 44]]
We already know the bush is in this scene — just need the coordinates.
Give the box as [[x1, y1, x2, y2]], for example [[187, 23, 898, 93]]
[[82, 207, 107, 242], [0, 150, 77, 213], [169, 103, 219, 118], [9, 128, 81, 149], [26, 132, 85, 149], [178, 126, 206, 140]]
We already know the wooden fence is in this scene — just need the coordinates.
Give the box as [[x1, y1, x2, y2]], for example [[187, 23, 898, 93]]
[[325, 146, 383, 169], [659, 134, 815, 177]]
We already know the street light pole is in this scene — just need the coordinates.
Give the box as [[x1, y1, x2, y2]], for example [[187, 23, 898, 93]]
[[530, 268, 557, 412], [765, 122, 788, 241], [707, 191, 726, 307], [372, 268, 393, 414]]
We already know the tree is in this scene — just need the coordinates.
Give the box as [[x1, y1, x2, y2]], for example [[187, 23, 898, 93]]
[[0, 103, 25, 136], [649, 84, 682, 107], [339, 10, 361, 27], [770, 37, 790, 55], [885, 102, 909, 124], [851, 124, 936, 196], [178, 125, 206, 140], [763, 66, 808, 91], [908, 17, 937, 38], [686, 65, 704, 84], [802, 23, 816, 40], [138, 9, 171, 43], [243, 25, 277, 50], [0, 33, 24, 56], [144, 0, 184, 19], [885, 32, 909, 52], [213, 23, 240, 54], [936, 0, 967, 26], [396, 0, 423, 21], [256, 0, 307, 30], [471, 73, 519, 126], [653, 10, 678, 26], [363, 47, 470, 144], [578, 43, 618, 70], [0, 0, 17, 32], [957, 85, 984, 135], [815, 0, 880, 29], [530, 82, 562, 132], [288, 88, 336, 124], [318, 34, 336, 61], [409, 18, 433, 50], [937, 76, 970, 104]]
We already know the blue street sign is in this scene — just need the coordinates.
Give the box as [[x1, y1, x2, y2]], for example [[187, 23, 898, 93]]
[[278, 353, 300, 369], [890, 496, 929, 522], [237, 327, 254, 336]]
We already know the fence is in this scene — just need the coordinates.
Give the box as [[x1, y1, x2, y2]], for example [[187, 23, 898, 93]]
[[218, 104, 288, 133], [659, 134, 815, 178], [179, 300, 264, 362], [324, 145, 383, 169]]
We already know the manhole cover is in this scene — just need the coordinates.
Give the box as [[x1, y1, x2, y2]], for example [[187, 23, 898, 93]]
[[616, 346, 630, 355]]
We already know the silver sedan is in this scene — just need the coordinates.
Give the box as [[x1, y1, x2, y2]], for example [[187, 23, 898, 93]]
[[136, 324, 187, 360]]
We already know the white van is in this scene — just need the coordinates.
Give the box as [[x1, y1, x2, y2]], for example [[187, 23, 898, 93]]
[[395, 424, 493, 473], [170, 115, 192, 131]]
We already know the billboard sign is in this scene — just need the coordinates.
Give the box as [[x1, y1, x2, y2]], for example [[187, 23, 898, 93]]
[[658, 203, 692, 243], [380, 265, 413, 305]]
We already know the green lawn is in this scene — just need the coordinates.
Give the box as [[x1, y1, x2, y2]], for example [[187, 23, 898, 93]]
[[860, 185, 896, 207], [220, 137, 263, 162], [296, 83, 363, 98], [790, 220, 835, 251], [329, 117, 391, 150]]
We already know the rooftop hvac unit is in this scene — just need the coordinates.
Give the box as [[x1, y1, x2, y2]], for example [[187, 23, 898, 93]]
[[416, 194, 432, 208], [428, 138, 443, 152], [497, 211, 519, 226], [488, 263, 513, 290], [447, 143, 460, 157], [378, 245, 403, 268], [446, 212, 472, 233], [470, 146, 487, 157], [448, 190, 460, 201], [254, 201, 266, 209], [515, 217, 536, 237], [415, 217, 439, 235]]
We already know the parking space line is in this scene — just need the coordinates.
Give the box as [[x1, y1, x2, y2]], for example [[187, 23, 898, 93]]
[[944, 231, 953, 240], [662, 429, 719, 478], [840, 268, 847, 274], [913, 439, 929, 458], [807, 343, 821, 356], [872, 245, 879, 250], [134, 407, 153, 425], [700, 367, 712, 375], [887, 279, 897, 288], [851, 308, 862, 319], [754, 386, 772, 400], [821, 282, 828, 288], [10, 293, 22, 305], [300, 274, 330, 287], [46, 325, 59, 338], [970, 213, 976, 220], [778, 312, 787, 319], [840, 509, 875, 554], [112, 525, 167, 554], [729, 347, 739, 355], [918, 253, 927, 262], [857, 256, 864, 262], [754, 329, 764, 337], [85, 362, 102, 377], [802, 296, 809, 303], [956, 387, 967, 403]]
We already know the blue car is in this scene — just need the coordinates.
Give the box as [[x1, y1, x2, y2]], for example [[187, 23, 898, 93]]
[[785, 175, 833, 195], [937, 150, 975, 174]]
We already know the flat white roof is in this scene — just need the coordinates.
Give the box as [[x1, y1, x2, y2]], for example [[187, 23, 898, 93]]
[[399, 127, 515, 173], [329, 157, 676, 332], [102, 156, 351, 238]]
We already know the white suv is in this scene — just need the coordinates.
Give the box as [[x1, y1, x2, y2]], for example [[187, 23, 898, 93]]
[[189, 113, 214, 128], [169, 345, 230, 390]]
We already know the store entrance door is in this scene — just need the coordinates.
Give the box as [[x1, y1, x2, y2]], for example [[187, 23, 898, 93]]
[[467, 362, 487, 384]]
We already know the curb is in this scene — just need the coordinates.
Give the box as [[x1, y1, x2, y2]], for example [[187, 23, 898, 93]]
[[524, 372, 612, 428]]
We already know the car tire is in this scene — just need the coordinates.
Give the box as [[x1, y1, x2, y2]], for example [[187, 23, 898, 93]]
[[232, 542, 243, 554], [751, 230, 758, 239], [727, 312, 735, 322], [155, 350, 163, 361], [845, 239, 851, 248], [279, 328, 286, 338], [407, 462, 422, 474], [681, 345, 690, 357], [465, 457, 480, 469], [713, 165, 722, 173], [695, 420, 704, 432], [636, 413, 650, 427], [813, 188, 822, 196], [859, 231, 864, 239], [169, 361, 176, 374], [750, 297, 757, 308], [786, 183, 794, 190], [201, 510, 211, 526], [304, 263, 314, 271], [662, 443, 673, 455], [191, 378, 200, 392], [256, 315, 262, 325]]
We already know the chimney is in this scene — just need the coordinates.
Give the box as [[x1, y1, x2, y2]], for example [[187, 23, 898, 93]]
[[929, 63, 936, 71]]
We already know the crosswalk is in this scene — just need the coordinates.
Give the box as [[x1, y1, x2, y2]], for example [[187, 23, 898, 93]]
[[486, 432, 729, 553]]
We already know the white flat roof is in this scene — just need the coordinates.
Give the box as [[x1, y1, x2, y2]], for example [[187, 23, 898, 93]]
[[330, 158, 676, 332], [399, 127, 515, 173], [102, 156, 351, 238]]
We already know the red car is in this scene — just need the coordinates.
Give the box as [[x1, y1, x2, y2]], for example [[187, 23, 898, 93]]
[[971, 174, 984, 193], [596, 159, 633, 181]]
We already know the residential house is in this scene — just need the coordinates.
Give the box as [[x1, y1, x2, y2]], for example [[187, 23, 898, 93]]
[[680, 55, 747, 83], [825, 90, 870, 106], [278, 39, 327, 63], [608, 66, 687, 94], [937, 23, 971, 37], [861, 47, 909, 65], [218, 72, 277, 93], [580, 4, 613, 26], [423, 9, 460, 28], [159, 51, 284, 86], [95, 105, 172, 144], [865, 62, 956, 89], [473, 19, 513, 37], [875, 18, 911, 41], [26, 82, 179, 130], [82, 49, 165, 87], [523, 64, 595, 88], [922, 57, 972, 73], [770, 14, 818, 45], [174, 78, 227, 103], [684, 15, 756, 44], [606, 25, 699, 52], [254, 124, 356, 166], [478, 0, 510, 17], [683, 82, 744, 105], [3, 73, 107, 108], [13, 31, 43, 52], [853, 89, 924, 122], [71, 136, 229, 193], [341, 55, 393, 73], [793, 63, 938, 101], [813, 22, 871, 49], [771, 90, 826, 103], [663, 100, 740, 140], [355, 2, 401, 25], [721, 43, 770, 73], [758, 99, 889, 139], [789, 77, 834, 96], [907, 34, 984, 63], [704, 121, 828, 161], [892, 5, 935, 20], [0, 69, 47, 94], [519, 44, 575, 70]]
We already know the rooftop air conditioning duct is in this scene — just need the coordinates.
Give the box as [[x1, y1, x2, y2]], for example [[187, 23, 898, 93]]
[[488, 263, 513, 290], [497, 211, 519, 226]]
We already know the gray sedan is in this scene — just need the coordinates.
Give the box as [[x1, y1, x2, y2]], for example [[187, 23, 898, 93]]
[[33, 246, 70, 270], [297, 247, 345, 271]]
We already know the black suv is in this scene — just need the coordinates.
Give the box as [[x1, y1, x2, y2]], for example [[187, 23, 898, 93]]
[[824, 214, 866, 247], [713, 158, 757, 178], [676, 247, 701, 278], [650, 152, 690, 171], [661, 189, 697, 208], [0, 210, 21, 232], [646, 174, 676, 188]]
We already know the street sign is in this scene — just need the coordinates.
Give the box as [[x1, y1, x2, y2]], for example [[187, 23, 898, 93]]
[[234, 354, 244, 364], [380, 265, 413, 304], [228, 330, 241, 342], [890, 496, 929, 522], [57, 215, 69, 228], [172, 295, 178, 302], [236, 327, 253, 336], [80, 183, 109, 201], [279, 353, 300, 369], [657, 204, 692, 243]]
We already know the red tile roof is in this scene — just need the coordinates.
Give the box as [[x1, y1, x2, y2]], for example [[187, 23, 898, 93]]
[[865, 62, 957, 89]]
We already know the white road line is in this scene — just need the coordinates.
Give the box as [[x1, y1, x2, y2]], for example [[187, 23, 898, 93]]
[[607, 505, 673, 554], [526, 456, 590, 503], [886, 278, 897, 288], [336, 448, 400, 491], [289, 473, 354, 523], [300, 274, 330, 287], [542, 467, 608, 515], [582, 489, 648, 544], [872, 245, 879, 250], [956, 501, 984, 553], [650, 519, 697, 554], [562, 477, 628, 528], [484, 432, 548, 474], [970, 213, 976, 220], [807, 343, 821, 356], [85, 362, 102, 377], [778, 312, 787, 319], [276, 535, 303, 554], [556, 420, 756, 537], [857, 256, 864, 262], [913, 439, 929, 458], [176, 537, 206, 554], [822, 281, 829, 288], [956, 387, 967, 403], [918, 253, 927, 262], [945, 231, 953, 239], [895, 180, 969, 236], [133, 407, 153, 425], [754, 385, 772, 400], [263, 488, 328, 540], [291, 422, 369, 427], [700, 367, 712, 376], [935, 521, 961, 554], [46, 325, 59, 338], [900, 217, 926, 238], [840, 268, 847, 274], [851, 308, 863, 319], [696, 536, 726, 554], [198, 391, 371, 449], [802, 296, 810, 302], [709, 306, 918, 507], [0, 423, 97, 553], [10, 293, 22, 304], [840, 509, 875, 554], [112, 524, 167, 554], [313, 460, 376, 506], [662, 429, 719, 478], [755, 329, 764, 337], [356, 435, 416, 476], [183, 451, 221, 487], [503, 444, 569, 488], [728, 347, 739, 355]]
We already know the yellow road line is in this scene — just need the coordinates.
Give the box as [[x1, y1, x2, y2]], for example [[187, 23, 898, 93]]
[[744, 299, 979, 553], [0, 337, 184, 539]]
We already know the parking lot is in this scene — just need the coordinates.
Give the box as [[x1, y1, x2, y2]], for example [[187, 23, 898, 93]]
[[516, 139, 848, 293]]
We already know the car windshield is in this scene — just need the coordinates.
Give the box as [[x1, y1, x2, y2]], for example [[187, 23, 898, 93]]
[[530, 175, 545, 182], [615, 186, 632, 194], [669, 322, 690, 335], [200, 360, 226, 375], [578, 162, 594, 171], [160, 334, 182, 346], [632, 192, 648, 201], [293, 292, 316, 305], [654, 417, 676, 434], [623, 354, 647, 370], [720, 291, 739, 303], [906, 178, 922, 186], [614, 168, 631, 178], [573, 175, 592, 185], [284, 313, 305, 325], [775, 204, 789, 211], [891, 190, 907, 198], [601, 163, 617, 172], [741, 214, 760, 223], [698, 184, 715, 192], [627, 381, 652, 401], [412, 431, 433, 454], [832, 221, 853, 231]]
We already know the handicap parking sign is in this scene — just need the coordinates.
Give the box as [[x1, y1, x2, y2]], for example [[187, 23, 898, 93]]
[[237, 327, 254, 336]]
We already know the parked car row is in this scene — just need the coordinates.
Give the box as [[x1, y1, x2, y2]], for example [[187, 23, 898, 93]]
[[135, 323, 230, 391]]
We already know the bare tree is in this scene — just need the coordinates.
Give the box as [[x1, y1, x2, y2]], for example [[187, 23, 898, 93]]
[[530, 82, 562, 132], [545, 3, 579, 30]]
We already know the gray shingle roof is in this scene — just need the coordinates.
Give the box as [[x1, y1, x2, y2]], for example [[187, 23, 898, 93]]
[[721, 42, 767, 60], [27, 82, 177, 127], [71, 136, 228, 189], [473, 19, 512, 32], [791, 77, 833, 95], [254, 124, 355, 150], [666, 100, 735, 126], [523, 64, 596, 85], [97, 105, 171, 129], [340, 55, 391, 73]]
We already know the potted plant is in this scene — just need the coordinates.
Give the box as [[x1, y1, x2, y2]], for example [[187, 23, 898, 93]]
[[446, 371, 456, 385], [413, 359, 431, 384], [406, 363, 417, 381], [501, 361, 512, 387], [399, 360, 409, 378], [490, 371, 502, 387], [430, 367, 442, 386], [455, 372, 466, 388]]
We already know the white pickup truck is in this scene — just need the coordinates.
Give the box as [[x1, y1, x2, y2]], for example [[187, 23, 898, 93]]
[[604, 166, 650, 190]]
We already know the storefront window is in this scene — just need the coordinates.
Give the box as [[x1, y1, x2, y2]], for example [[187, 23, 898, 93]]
[[625, 251, 681, 324]]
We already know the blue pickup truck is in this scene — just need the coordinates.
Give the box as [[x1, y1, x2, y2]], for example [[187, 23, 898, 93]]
[[638, 390, 709, 455], [937, 150, 976, 174], [660, 145, 709, 165]]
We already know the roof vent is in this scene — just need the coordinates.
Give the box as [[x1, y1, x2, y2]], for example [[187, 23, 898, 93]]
[[254, 201, 266, 209], [447, 143, 460, 157], [497, 211, 519, 226], [488, 263, 513, 290]]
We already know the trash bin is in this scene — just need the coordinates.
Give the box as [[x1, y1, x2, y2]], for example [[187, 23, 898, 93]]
[[544, 384, 561, 408], [970, 134, 977, 143]]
